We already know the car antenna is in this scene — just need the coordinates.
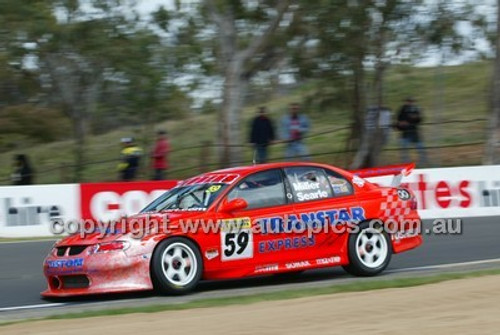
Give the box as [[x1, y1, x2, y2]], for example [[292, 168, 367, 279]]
[[252, 148, 257, 165]]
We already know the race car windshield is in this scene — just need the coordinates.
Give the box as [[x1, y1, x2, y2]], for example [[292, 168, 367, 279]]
[[141, 183, 228, 212]]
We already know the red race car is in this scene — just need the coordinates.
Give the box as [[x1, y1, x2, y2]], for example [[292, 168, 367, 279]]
[[42, 162, 422, 297]]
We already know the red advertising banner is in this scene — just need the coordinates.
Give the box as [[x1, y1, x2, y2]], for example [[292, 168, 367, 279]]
[[80, 180, 178, 222]]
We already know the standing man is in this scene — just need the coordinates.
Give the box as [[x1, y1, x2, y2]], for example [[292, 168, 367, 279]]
[[151, 130, 170, 180], [249, 106, 275, 164], [11, 154, 34, 185], [396, 97, 428, 166], [118, 137, 143, 181], [281, 103, 310, 160]]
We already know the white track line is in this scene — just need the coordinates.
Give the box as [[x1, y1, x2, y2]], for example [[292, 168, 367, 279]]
[[0, 239, 57, 245], [0, 303, 66, 312], [2, 258, 500, 313]]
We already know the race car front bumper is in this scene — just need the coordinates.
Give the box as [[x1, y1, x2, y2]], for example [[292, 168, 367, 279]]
[[41, 247, 154, 297]]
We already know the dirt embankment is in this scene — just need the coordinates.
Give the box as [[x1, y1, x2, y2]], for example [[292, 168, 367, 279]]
[[4, 275, 500, 335]]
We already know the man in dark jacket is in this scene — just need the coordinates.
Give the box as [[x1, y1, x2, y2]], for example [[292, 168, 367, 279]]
[[250, 106, 275, 163], [11, 154, 33, 185], [396, 97, 428, 165]]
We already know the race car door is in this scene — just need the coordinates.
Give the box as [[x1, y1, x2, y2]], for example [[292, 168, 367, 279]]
[[218, 168, 305, 269], [283, 166, 360, 262]]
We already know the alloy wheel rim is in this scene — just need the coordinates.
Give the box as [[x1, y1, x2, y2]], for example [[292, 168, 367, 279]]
[[161, 242, 197, 286], [355, 228, 388, 269]]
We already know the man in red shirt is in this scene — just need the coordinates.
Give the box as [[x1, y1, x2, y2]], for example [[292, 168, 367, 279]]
[[151, 130, 170, 180]]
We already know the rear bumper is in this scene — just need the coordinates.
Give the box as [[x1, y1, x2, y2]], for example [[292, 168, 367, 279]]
[[392, 234, 423, 254], [41, 251, 154, 297], [391, 216, 423, 254]]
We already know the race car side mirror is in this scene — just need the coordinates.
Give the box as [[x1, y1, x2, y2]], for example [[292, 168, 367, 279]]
[[219, 198, 248, 213]]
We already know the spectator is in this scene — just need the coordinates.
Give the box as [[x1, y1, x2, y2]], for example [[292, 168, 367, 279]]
[[151, 130, 170, 180], [118, 137, 143, 181], [396, 97, 428, 166], [249, 106, 275, 164], [281, 103, 310, 160], [11, 154, 33, 185]]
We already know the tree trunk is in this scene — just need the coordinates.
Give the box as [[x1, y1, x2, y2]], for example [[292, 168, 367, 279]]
[[72, 110, 86, 182], [484, 0, 500, 165], [350, 32, 388, 169], [352, 60, 366, 138], [348, 57, 369, 169], [218, 60, 247, 167], [369, 59, 387, 166], [344, 57, 366, 167]]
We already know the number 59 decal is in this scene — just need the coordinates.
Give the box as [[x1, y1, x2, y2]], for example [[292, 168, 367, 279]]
[[220, 218, 253, 261]]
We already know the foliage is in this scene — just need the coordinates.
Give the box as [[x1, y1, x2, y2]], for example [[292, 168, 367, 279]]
[[0, 0, 496, 175], [0, 104, 71, 147]]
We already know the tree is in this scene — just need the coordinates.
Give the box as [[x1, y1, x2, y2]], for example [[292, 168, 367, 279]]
[[303, 0, 473, 169], [39, 4, 123, 181], [0, 1, 55, 106], [204, 0, 294, 166], [38, 1, 169, 181], [347, 0, 423, 169], [0, 0, 192, 181], [484, 0, 500, 165]]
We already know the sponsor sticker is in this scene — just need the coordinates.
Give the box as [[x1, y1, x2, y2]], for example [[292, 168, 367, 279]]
[[46, 258, 84, 269], [330, 180, 351, 195], [205, 248, 219, 260], [397, 188, 412, 201], [393, 230, 419, 241], [207, 185, 222, 193], [258, 207, 366, 234], [258, 236, 315, 253], [353, 176, 366, 187], [182, 174, 239, 186], [220, 217, 251, 232], [285, 261, 311, 270], [255, 264, 279, 274], [316, 256, 341, 265]]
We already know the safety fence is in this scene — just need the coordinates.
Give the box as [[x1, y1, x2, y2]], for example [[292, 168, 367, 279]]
[[0, 118, 487, 185]]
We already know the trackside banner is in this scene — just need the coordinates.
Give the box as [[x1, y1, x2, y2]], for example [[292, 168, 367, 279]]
[[0, 165, 499, 237], [0, 181, 178, 238], [0, 184, 80, 237], [80, 181, 178, 223], [365, 165, 500, 219]]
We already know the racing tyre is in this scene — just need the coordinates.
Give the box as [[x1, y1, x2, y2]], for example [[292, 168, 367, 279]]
[[151, 237, 203, 295], [343, 220, 392, 276]]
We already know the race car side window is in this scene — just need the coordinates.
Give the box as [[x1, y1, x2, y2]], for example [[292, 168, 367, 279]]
[[284, 167, 333, 203], [226, 169, 286, 209], [324, 169, 354, 197]]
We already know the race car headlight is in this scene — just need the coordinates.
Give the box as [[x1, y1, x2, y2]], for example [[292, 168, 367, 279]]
[[92, 241, 130, 254]]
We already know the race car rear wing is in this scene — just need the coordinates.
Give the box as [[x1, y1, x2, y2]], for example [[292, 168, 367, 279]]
[[349, 163, 415, 187]]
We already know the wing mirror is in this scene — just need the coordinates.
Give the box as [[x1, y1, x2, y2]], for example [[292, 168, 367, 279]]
[[219, 198, 248, 213]]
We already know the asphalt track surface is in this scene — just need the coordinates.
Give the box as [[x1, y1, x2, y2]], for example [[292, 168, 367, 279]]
[[1, 216, 499, 321]]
